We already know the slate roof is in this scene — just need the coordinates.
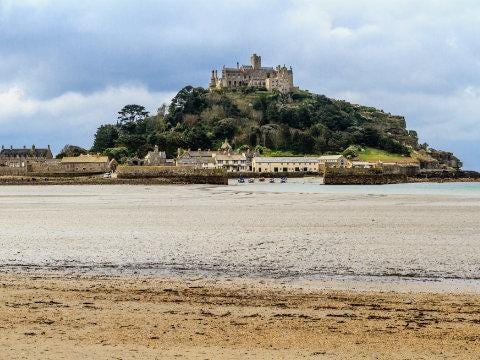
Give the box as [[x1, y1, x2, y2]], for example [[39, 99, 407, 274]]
[[253, 157, 319, 163], [319, 155, 345, 161], [178, 150, 216, 158], [0, 147, 52, 158], [177, 157, 215, 165], [215, 154, 246, 161]]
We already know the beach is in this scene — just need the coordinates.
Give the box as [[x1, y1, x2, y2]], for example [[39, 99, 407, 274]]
[[1, 182, 480, 358], [1, 274, 480, 359]]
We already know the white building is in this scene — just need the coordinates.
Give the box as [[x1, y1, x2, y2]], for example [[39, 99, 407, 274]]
[[214, 153, 248, 172], [252, 157, 319, 173]]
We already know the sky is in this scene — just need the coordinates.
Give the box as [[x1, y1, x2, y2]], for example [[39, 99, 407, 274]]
[[0, 0, 479, 169]]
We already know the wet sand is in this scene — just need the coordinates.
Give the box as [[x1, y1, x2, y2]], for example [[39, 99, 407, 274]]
[[1, 184, 480, 358], [1, 273, 480, 359], [1, 184, 480, 284]]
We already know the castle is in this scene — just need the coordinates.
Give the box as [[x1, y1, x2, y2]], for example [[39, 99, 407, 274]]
[[209, 54, 295, 93]]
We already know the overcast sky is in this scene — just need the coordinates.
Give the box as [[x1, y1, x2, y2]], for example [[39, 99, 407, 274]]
[[0, 0, 479, 169]]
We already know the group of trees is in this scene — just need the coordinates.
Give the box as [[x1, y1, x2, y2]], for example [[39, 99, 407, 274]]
[[91, 85, 413, 162]]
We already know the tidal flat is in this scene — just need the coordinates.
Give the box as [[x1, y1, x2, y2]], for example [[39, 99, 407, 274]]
[[1, 182, 480, 358], [1, 182, 480, 290]]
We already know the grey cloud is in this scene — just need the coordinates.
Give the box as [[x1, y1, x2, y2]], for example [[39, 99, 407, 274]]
[[0, 0, 478, 168]]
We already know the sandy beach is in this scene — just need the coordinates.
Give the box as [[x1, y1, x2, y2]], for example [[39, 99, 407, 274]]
[[1, 183, 480, 358], [1, 273, 479, 359]]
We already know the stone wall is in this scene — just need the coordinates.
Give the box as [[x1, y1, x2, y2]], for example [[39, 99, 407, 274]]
[[413, 170, 480, 181], [324, 168, 407, 185], [0, 167, 28, 176], [379, 163, 420, 176], [116, 165, 227, 185]]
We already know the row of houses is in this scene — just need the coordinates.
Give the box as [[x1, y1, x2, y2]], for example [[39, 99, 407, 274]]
[[176, 144, 419, 175], [0, 145, 114, 174], [177, 146, 350, 174], [0, 143, 419, 176]]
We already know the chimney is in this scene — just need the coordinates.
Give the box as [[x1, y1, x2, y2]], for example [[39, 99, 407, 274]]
[[23, 145, 26, 149], [48, 145, 51, 150], [237, 62, 239, 69], [1, 145, 4, 150], [32, 144, 36, 151], [10, 145, 13, 150]]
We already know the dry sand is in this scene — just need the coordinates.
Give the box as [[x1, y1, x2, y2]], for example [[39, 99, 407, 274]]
[[1, 273, 479, 359]]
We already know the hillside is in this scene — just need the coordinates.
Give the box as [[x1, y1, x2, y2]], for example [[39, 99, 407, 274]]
[[91, 86, 461, 169]]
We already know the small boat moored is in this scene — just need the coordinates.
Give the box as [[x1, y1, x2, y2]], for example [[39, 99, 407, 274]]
[[280, 177, 287, 183], [269, 178, 275, 183], [248, 178, 255, 183], [238, 176, 245, 183]]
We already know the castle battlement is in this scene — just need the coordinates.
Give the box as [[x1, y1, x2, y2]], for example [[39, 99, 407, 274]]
[[209, 53, 295, 93]]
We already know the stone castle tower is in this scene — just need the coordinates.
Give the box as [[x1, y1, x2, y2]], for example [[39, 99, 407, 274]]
[[250, 53, 261, 70], [209, 53, 295, 93]]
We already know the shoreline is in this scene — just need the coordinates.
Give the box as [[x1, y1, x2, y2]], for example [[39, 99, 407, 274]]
[[1, 272, 479, 359], [2, 266, 480, 294], [0, 174, 479, 186]]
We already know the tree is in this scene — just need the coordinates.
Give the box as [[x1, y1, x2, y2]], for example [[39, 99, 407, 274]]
[[117, 105, 149, 126], [56, 145, 88, 159], [104, 147, 129, 163], [213, 118, 237, 140], [168, 86, 208, 125], [91, 124, 119, 152]]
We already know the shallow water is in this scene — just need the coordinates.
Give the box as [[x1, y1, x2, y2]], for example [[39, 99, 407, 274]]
[[1, 183, 480, 291], [227, 177, 480, 196]]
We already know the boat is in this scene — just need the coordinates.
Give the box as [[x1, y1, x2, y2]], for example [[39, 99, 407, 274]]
[[280, 177, 287, 183], [248, 178, 255, 183], [238, 176, 245, 183], [259, 177, 266, 182], [269, 178, 275, 183]]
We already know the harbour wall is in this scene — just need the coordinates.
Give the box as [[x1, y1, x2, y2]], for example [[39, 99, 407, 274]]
[[116, 166, 228, 185], [323, 168, 407, 185]]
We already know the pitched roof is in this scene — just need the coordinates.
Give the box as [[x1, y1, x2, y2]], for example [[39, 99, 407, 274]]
[[61, 154, 109, 163], [215, 154, 246, 161], [178, 150, 215, 159], [319, 155, 345, 161], [253, 157, 319, 163], [219, 139, 232, 151], [145, 150, 166, 159], [0, 148, 52, 158], [177, 157, 215, 164]]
